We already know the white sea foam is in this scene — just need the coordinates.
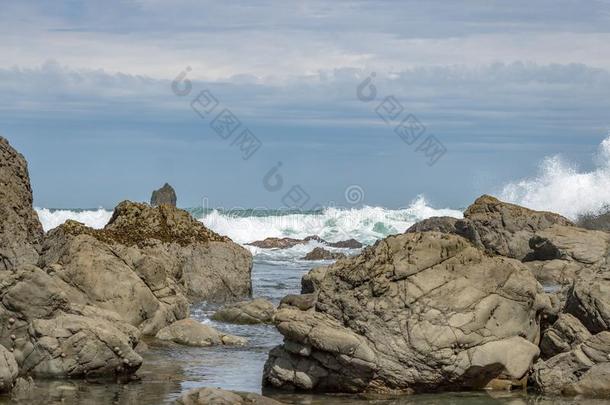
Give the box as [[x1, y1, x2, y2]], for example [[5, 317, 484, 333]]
[[500, 135, 610, 219], [35, 196, 463, 245], [35, 207, 113, 232]]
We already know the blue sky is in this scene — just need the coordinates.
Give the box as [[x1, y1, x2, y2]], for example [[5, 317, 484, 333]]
[[2, 0, 610, 209]]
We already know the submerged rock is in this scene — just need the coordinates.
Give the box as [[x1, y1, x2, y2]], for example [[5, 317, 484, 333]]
[[302, 247, 347, 261], [175, 387, 285, 405], [150, 183, 177, 207], [212, 299, 276, 325], [263, 232, 550, 394], [155, 319, 247, 347], [0, 136, 44, 270]]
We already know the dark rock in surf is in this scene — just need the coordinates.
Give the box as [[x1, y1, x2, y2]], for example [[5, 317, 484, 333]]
[[302, 247, 346, 261], [150, 183, 177, 207]]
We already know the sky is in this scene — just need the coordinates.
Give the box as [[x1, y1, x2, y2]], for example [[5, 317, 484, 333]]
[[1, 0, 610, 209]]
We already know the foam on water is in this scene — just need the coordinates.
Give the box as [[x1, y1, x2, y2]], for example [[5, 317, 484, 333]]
[[500, 135, 610, 219], [35, 207, 113, 232]]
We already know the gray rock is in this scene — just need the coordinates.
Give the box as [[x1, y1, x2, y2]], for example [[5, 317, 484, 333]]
[[175, 387, 285, 405], [0, 136, 44, 271], [302, 247, 346, 261], [327, 239, 363, 249], [300, 266, 328, 294], [155, 319, 247, 347], [565, 273, 610, 334], [531, 331, 610, 397], [577, 208, 610, 232], [212, 298, 276, 325], [150, 183, 177, 207], [0, 344, 18, 393], [263, 232, 550, 394], [279, 294, 316, 311]]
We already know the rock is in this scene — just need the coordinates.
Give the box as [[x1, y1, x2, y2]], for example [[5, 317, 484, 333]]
[[540, 313, 592, 359], [300, 266, 328, 294], [0, 136, 44, 270], [212, 299, 276, 325], [565, 273, 610, 334], [327, 239, 363, 249], [150, 183, 177, 207], [531, 331, 610, 397], [0, 344, 18, 393], [279, 294, 316, 311], [577, 209, 610, 232], [456, 195, 573, 260], [302, 248, 346, 261], [263, 232, 550, 394], [10, 377, 34, 400], [40, 201, 253, 333], [175, 387, 285, 405], [528, 225, 610, 265], [0, 265, 142, 378], [155, 319, 247, 347], [405, 216, 459, 234], [248, 236, 362, 250]]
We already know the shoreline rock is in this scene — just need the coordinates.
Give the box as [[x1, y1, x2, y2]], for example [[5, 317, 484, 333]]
[[248, 236, 362, 250], [155, 319, 247, 347], [175, 387, 285, 404], [151, 183, 177, 207], [301, 247, 347, 261], [212, 299, 276, 325]]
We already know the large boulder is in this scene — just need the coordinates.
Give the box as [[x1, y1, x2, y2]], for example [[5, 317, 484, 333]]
[[531, 332, 610, 397], [150, 182, 177, 207], [212, 298, 276, 325], [0, 137, 44, 270], [0, 345, 18, 393], [155, 319, 247, 347], [39, 201, 253, 334], [0, 265, 142, 378], [263, 232, 550, 394], [175, 387, 285, 405]]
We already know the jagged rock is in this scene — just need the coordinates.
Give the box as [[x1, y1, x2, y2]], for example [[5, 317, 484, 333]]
[[458, 195, 573, 260], [0, 344, 18, 393], [302, 248, 346, 261], [327, 239, 363, 249], [540, 313, 592, 359], [263, 232, 550, 394], [175, 387, 285, 405], [565, 274, 610, 334], [405, 216, 459, 234], [155, 319, 247, 347], [212, 298, 276, 325], [150, 183, 177, 207], [531, 332, 610, 397], [40, 201, 253, 334], [0, 265, 142, 378], [0, 137, 44, 271], [248, 236, 362, 250]]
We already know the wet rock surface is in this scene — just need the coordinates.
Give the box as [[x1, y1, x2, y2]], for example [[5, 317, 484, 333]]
[[249, 236, 362, 250], [155, 319, 247, 347]]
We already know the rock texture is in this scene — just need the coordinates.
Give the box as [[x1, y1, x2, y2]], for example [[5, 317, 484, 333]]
[[249, 236, 362, 250], [0, 345, 18, 393], [39, 201, 253, 334], [539, 313, 592, 359], [212, 298, 276, 325], [155, 319, 247, 347], [302, 248, 346, 261], [263, 232, 550, 394], [0, 137, 44, 270], [175, 387, 285, 405], [151, 183, 177, 207], [532, 332, 610, 396], [577, 209, 610, 232]]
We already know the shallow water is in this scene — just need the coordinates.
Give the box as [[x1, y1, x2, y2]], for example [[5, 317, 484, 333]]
[[2, 251, 609, 404]]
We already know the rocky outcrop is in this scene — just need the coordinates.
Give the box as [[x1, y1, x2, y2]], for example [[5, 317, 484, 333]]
[[248, 236, 362, 250], [405, 217, 459, 234], [300, 266, 328, 294], [0, 345, 18, 393], [263, 232, 550, 394], [0, 265, 142, 378], [212, 298, 276, 325], [0, 137, 44, 271], [151, 183, 177, 207], [565, 274, 610, 335], [531, 332, 610, 397], [175, 387, 285, 405], [39, 201, 253, 334], [155, 319, 247, 347], [302, 248, 346, 261], [539, 313, 592, 359]]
